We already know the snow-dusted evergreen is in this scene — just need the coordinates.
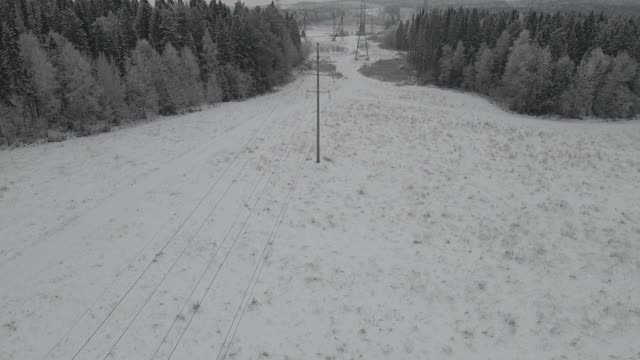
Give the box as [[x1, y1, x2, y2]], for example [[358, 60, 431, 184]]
[[0, 0, 303, 145], [388, 8, 640, 119]]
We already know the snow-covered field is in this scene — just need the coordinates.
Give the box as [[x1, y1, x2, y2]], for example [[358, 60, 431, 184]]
[[1, 27, 640, 360]]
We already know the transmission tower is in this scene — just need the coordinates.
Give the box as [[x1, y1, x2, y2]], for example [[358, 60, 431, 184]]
[[358, 0, 366, 36], [332, 11, 336, 35], [355, 0, 369, 60], [300, 12, 307, 38], [332, 15, 344, 41]]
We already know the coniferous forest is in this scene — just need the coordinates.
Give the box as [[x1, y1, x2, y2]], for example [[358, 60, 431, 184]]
[[0, 0, 304, 145], [386, 8, 640, 119]]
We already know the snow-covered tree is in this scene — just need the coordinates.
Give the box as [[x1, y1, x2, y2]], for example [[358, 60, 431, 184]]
[[19, 33, 59, 121], [474, 44, 494, 94], [462, 63, 475, 91], [95, 54, 128, 124], [438, 45, 453, 86], [201, 30, 222, 105], [125, 40, 159, 118], [205, 72, 222, 105], [492, 29, 513, 80], [57, 42, 99, 130], [550, 56, 575, 113], [158, 43, 184, 113], [158, 43, 203, 113], [135, 0, 152, 40], [561, 48, 611, 118], [593, 52, 638, 119], [501, 30, 554, 114], [0, 0, 304, 142], [180, 47, 204, 109], [451, 41, 466, 88]]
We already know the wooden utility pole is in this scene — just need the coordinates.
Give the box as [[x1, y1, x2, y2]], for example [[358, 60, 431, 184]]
[[303, 44, 333, 164], [316, 43, 320, 163]]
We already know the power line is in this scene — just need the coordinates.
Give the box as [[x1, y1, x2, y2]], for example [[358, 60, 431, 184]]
[[39, 100, 273, 360], [52, 79, 303, 360], [163, 89, 314, 360], [95, 80, 307, 360], [216, 58, 336, 359], [216, 138, 313, 360], [147, 89, 309, 360]]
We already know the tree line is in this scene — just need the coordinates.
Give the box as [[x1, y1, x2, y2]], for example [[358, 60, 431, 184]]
[[0, 0, 304, 145], [385, 8, 640, 119]]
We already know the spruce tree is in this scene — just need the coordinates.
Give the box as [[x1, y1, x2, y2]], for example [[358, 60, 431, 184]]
[[0, 22, 12, 102], [550, 56, 574, 113], [149, 6, 162, 50], [593, 52, 638, 118], [125, 40, 159, 118], [450, 40, 466, 87], [95, 53, 128, 124], [438, 44, 453, 86], [474, 43, 494, 94], [60, 8, 87, 51], [19, 33, 59, 121], [135, 0, 152, 40]]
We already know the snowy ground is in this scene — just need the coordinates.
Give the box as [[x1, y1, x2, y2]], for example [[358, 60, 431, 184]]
[[1, 27, 640, 360]]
